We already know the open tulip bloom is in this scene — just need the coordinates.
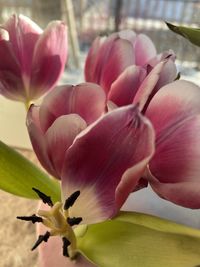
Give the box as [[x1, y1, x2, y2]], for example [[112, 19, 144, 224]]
[[1, 16, 200, 267], [0, 14, 68, 105], [85, 30, 177, 107], [21, 85, 154, 265]]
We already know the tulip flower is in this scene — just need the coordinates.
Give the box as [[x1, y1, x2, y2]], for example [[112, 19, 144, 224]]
[[140, 80, 200, 209], [25, 89, 155, 266], [0, 14, 68, 104], [86, 30, 200, 209], [27, 82, 107, 179], [84, 30, 177, 107]]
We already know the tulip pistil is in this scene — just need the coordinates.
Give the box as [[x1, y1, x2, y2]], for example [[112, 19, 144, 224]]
[[17, 189, 82, 259]]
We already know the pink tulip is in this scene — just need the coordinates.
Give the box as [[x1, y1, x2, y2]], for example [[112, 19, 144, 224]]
[[84, 30, 177, 107], [94, 36, 200, 210], [0, 14, 68, 103], [142, 80, 200, 209], [26, 83, 155, 266], [27, 96, 155, 220], [27, 82, 107, 179], [86, 37, 200, 210]]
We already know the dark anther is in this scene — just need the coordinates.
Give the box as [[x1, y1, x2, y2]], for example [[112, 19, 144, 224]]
[[17, 214, 43, 224], [31, 231, 50, 251], [62, 237, 71, 257], [67, 217, 82, 226], [64, 190, 80, 210], [32, 188, 53, 207]]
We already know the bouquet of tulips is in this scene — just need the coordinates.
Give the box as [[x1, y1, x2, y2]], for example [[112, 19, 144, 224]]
[[1, 14, 200, 267]]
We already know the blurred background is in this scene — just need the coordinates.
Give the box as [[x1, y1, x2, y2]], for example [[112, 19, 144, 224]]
[[0, 0, 200, 69], [0, 1, 200, 266]]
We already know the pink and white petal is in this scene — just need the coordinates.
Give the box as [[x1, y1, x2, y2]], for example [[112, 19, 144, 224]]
[[37, 203, 96, 267], [115, 140, 154, 209], [118, 30, 136, 43], [134, 34, 157, 66], [45, 114, 87, 177], [107, 100, 118, 112], [146, 80, 200, 138], [133, 60, 167, 111], [3, 14, 42, 78], [61, 105, 155, 224], [148, 115, 200, 187], [147, 50, 176, 69], [0, 71, 25, 101], [40, 83, 106, 132], [108, 65, 146, 106], [0, 39, 26, 101], [100, 38, 135, 93], [30, 21, 68, 99], [89, 33, 118, 85], [39, 85, 73, 132], [147, 51, 177, 90], [84, 36, 104, 82], [149, 179, 200, 209], [154, 59, 177, 90], [26, 105, 58, 178]]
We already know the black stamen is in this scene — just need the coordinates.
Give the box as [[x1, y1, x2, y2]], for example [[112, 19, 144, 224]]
[[64, 190, 80, 210], [17, 214, 43, 224], [67, 217, 82, 226], [62, 237, 71, 257], [32, 188, 53, 207], [31, 231, 50, 251]]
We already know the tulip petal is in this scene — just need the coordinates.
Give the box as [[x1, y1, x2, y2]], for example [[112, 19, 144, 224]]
[[0, 36, 25, 101], [85, 34, 118, 85], [26, 105, 58, 178], [148, 51, 177, 90], [154, 58, 177, 90], [134, 34, 157, 66], [100, 38, 135, 93], [150, 180, 200, 209], [0, 70, 24, 101], [84, 36, 104, 82], [2, 14, 42, 80], [148, 115, 200, 208], [108, 65, 146, 106], [133, 60, 167, 111], [30, 21, 68, 99], [149, 115, 200, 184], [146, 80, 200, 138], [85, 31, 136, 90], [45, 114, 87, 176], [61, 105, 155, 224], [39, 83, 106, 132], [145, 81, 200, 208], [118, 29, 136, 43]]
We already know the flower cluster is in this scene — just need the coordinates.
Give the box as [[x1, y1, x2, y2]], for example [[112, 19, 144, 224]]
[[1, 14, 200, 267]]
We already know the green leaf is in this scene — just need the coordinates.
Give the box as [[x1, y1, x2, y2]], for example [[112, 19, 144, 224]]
[[166, 22, 200, 47], [115, 211, 200, 237], [0, 141, 60, 203], [78, 212, 200, 267]]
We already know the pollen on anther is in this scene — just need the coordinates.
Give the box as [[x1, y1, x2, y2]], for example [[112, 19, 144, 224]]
[[17, 214, 43, 224], [31, 231, 50, 251], [67, 217, 82, 226], [62, 237, 71, 257], [32, 188, 54, 207], [64, 190, 80, 210]]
